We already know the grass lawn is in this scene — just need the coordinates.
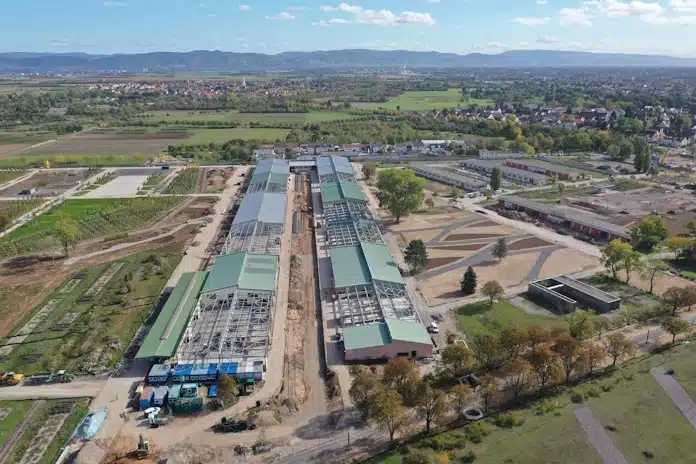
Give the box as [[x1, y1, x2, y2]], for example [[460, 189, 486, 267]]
[[306, 111, 357, 122], [185, 128, 289, 144], [455, 299, 564, 338], [0, 400, 36, 448], [0, 132, 54, 146], [356, 89, 493, 111], [145, 110, 357, 126]]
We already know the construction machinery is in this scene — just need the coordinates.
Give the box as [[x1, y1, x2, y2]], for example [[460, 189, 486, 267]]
[[135, 434, 150, 458], [213, 417, 256, 433], [147, 410, 170, 428], [0, 372, 24, 386], [27, 370, 74, 385]]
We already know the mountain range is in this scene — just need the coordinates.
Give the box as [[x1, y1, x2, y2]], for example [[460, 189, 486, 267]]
[[1, 49, 696, 73]]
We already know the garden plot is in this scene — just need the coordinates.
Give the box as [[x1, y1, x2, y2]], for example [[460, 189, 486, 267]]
[[82, 175, 150, 198], [79, 262, 123, 301], [0, 299, 61, 357], [19, 402, 75, 464]]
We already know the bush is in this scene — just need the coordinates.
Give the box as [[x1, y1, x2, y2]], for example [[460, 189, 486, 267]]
[[586, 388, 600, 398], [465, 422, 492, 444], [535, 399, 561, 416], [600, 384, 614, 392], [459, 450, 477, 463], [423, 433, 467, 451], [403, 448, 435, 464], [666, 368, 675, 375], [493, 412, 524, 429], [570, 391, 585, 404]]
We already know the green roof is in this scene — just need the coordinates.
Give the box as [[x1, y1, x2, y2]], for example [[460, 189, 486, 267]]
[[330, 245, 371, 288], [321, 181, 366, 203], [361, 242, 404, 284], [203, 252, 278, 293], [386, 319, 432, 345], [136, 271, 208, 359], [251, 170, 289, 187], [329, 242, 403, 288], [343, 323, 390, 350]]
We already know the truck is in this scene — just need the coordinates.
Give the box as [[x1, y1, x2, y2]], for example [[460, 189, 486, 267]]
[[0, 372, 24, 386], [26, 370, 74, 385]]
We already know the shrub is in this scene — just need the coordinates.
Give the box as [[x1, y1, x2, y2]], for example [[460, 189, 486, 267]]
[[465, 422, 492, 444], [535, 399, 561, 416], [493, 412, 524, 429], [424, 433, 467, 451], [403, 448, 435, 464], [570, 391, 585, 404], [624, 373, 635, 381], [586, 388, 600, 398], [459, 450, 477, 463], [666, 368, 675, 375]]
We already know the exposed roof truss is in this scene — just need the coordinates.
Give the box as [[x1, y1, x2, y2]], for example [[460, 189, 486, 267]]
[[222, 221, 283, 255], [374, 280, 419, 323], [332, 284, 382, 327]]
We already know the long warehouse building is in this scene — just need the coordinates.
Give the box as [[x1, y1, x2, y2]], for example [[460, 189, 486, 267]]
[[316, 156, 433, 362]]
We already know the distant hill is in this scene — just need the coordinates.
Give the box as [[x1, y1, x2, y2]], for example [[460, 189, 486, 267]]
[[1, 49, 695, 73]]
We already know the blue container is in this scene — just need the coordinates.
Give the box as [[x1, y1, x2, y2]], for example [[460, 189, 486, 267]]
[[172, 364, 193, 382], [147, 364, 170, 384], [208, 385, 217, 398], [139, 386, 154, 410]]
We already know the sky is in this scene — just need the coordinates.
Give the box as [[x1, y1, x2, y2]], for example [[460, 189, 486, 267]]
[[1, 0, 696, 56]]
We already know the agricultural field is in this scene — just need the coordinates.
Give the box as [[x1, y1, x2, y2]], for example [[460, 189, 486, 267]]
[[0, 169, 98, 198], [371, 342, 696, 464], [142, 110, 356, 125], [0, 245, 183, 375], [0, 196, 186, 257], [354, 89, 494, 111], [0, 198, 45, 223], [0, 398, 89, 464], [184, 128, 290, 143], [0, 170, 26, 184], [20, 131, 192, 156], [164, 167, 200, 194]]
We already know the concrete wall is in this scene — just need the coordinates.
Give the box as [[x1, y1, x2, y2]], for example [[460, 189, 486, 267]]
[[345, 340, 433, 362], [528, 283, 577, 314]]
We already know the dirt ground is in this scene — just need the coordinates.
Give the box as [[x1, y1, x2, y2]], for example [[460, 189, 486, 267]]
[[537, 248, 599, 278], [0, 170, 98, 197], [202, 168, 233, 193], [167, 196, 218, 223], [21, 133, 191, 156], [390, 211, 476, 231], [508, 237, 554, 251]]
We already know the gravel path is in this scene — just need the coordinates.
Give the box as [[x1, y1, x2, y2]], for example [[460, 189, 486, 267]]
[[651, 366, 696, 430], [574, 407, 628, 464], [526, 245, 563, 281]]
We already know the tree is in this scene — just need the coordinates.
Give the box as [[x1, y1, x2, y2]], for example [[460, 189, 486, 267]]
[[681, 286, 696, 312], [604, 333, 632, 366], [490, 166, 502, 191], [376, 169, 425, 223], [415, 382, 446, 432], [503, 358, 534, 398], [383, 358, 420, 403], [217, 374, 238, 405], [481, 280, 504, 306], [622, 251, 643, 284], [663, 286, 686, 316], [460, 266, 477, 295], [349, 371, 380, 420], [641, 258, 668, 294], [613, 140, 633, 161], [372, 388, 408, 444], [449, 384, 473, 417], [667, 236, 694, 259], [600, 239, 633, 279], [530, 345, 562, 389], [552, 335, 581, 384], [404, 239, 428, 274], [0, 213, 9, 232], [661, 317, 692, 343], [526, 325, 550, 359], [472, 333, 500, 368], [499, 327, 528, 360], [578, 344, 606, 376], [52, 214, 80, 257], [565, 309, 595, 341], [491, 238, 508, 262], [440, 344, 474, 376], [479, 375, 501, 412], [631, 215, 668, 251], [557, 183, 566, 195], [362, 162, 378, 180]]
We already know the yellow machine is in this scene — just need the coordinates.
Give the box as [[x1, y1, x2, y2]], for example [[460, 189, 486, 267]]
[[0, 372, 24, 385]]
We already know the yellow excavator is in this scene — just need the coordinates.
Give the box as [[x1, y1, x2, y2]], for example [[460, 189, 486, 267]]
[[0, 372, 24, 386]]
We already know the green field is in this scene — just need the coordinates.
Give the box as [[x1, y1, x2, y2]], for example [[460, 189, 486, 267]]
[[455, 300, 565, 339], [0, 197, 185, 257], [0, 245, 183, 375], [306, 111, 358, 122], [0, 198, 45, 222], [0, 132, 54, 146], [165, 167, 199, 194], [144, 110, 355, 125], [0, 400, 36, 448], [355, 89, 494, 111], [185, 128, 290, 144]]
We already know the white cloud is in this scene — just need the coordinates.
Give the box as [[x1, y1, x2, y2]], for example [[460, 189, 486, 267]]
[[265, 12, 295, 20], [560, 7, 593, 25], [537, 35, 561, 43], [536, 0, 548, 4], [670, 0, 696, 12], [672, 14, 696, 22], [591, 0, 664, 17], [238, 4, 251, 11], [426, 0, 441, 3], [318, 3, 436, 26], [513, 16, 551, 25], [103, 1, 127, 6]]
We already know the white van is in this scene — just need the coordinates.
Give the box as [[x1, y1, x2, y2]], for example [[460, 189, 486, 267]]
[[429, 322, 440, 333]]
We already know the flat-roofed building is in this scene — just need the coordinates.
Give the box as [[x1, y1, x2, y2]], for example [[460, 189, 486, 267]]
[[529, 275, 621, 313], [413, 166, 487, 192], [460, 159, 549, 185], [343, 318, 433, 361]]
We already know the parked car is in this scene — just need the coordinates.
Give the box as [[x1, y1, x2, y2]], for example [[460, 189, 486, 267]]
[[428, 322, 440, 333]]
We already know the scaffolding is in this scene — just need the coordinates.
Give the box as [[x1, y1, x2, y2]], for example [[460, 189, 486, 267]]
[[337, 172, 357, 182], [248, 181, 287, 193], [331, 284, 382, 327], [176, 288, 272, 364], [221, 221, 283, 255], [319, 173, 338, 184], [374, 280, 419, 323]]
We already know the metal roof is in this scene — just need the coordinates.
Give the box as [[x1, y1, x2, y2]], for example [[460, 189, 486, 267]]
[[413, 166, 487, 189], [501, 195, 630, 238], [329, 242, 403, 288], [253, 159, 290, 176], [321, 181, 366, 202], [343, 323, 390, 350], [316, 155, 355, 177], [461, 159, 550, 182], [135, 272, 208, 359], [385, 319, 432, 345], [250, 170, 289, 187], [233, 191, 287, 225], [202, 252, 278, 293]]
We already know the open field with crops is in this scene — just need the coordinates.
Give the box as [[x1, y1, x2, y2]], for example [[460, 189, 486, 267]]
[[184, 128, 290, 143], [0, 170, 26, 184], [0, 196, 186, 257], [142, 110, 356, 125], [354, 89, 494, 111], [0, 198, 45, 223], [0, 245, 183, 375], [19, 132, 192, 157], [164, 167, 200, 194]]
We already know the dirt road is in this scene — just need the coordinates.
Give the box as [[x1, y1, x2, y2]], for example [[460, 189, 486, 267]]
[[0, 379, 106, 400]]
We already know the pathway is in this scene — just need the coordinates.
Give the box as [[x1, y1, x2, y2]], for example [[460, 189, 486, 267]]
[[651, 366, 696, 430], [574, 407, 628, 464], [526, 246, 562, 281], [0, 380, 106, 400]]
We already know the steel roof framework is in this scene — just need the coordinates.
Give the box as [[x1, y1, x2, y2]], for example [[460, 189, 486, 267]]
[[247, 180, 287, 194], [374, 280, 418, 322], [222, 221, 283, 255], [332, 284, 383, 327], [338, 172, 356, 182], [319, 173, 338, 184], [326, 221, 384, 248]]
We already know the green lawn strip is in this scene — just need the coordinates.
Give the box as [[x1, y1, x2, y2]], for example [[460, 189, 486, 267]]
[[184, 128, 289, 144], [143, 110, 307, 125], [662, 353, 696, 399], [0, 400, 35, 448], [164, 168, 199, 194], [455, 300, 565, 339], [585, 371, 696, 463], [306, 111, 358, 123], [356, 89, 494, 111]]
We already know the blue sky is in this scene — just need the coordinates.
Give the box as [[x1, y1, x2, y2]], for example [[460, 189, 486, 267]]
[[1, 0, 696, 56]]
